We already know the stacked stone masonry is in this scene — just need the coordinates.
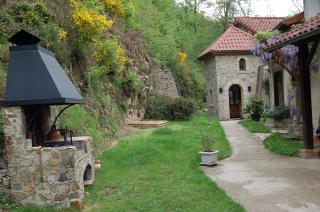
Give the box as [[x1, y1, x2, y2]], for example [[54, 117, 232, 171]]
[[2, 107, 94, 208], [204, 55, 259, 120], [152, 67, 179, 98]]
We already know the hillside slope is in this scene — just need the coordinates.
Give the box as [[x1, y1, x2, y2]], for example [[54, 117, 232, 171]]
[[0, 0, 223, 152]]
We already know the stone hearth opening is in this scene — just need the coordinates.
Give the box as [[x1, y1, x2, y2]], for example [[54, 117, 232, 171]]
[[83, 165, 93, 185], [24, 106, 51, 147]]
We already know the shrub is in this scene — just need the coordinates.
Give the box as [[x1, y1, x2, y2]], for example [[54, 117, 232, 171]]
[[144, 94, 172, 120], [102, 0, 125, 17], [88, 65, 107, 88], [69, 0, 113, 42], [144, 93, 196, 121], [93, 38, 127, 76], [167, 97, 196, 121], [14, 1, 51, 28], [121, 71, 143, 95], [177, 52, 187, 65], [0, 193, 18, 210], [244, 96, 264, 121], [269, 106, 290, 121]]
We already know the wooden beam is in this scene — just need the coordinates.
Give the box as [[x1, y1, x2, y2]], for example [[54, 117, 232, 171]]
[[308, 38, 320, 64], [298, 42, 314, 149]]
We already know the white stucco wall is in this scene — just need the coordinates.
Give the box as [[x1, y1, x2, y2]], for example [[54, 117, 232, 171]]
[[311, 70, 320, 134], [304, 0, 320, 19], [269, 64, 293, 109]]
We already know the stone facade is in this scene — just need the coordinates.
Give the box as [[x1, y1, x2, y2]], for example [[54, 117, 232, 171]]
[[152, 67, 179, 98], [2, 107, 94, 208], [204, 55, 259, 120]]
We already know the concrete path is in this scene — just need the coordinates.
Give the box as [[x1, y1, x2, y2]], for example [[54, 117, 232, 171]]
[[203, 120, 320, 212]]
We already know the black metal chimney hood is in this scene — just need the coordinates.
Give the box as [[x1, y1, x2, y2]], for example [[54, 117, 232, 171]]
[[3, 30, 83, 107]]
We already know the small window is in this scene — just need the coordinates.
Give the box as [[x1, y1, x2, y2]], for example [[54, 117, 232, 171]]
[[239, 58, 246, 71]]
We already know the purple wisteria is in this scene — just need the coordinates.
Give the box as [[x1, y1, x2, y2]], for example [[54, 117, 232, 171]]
[[252, 39, 320, 73], [251, 42, 299, 74]]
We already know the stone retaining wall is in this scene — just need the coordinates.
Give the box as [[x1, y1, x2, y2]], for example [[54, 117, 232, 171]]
[[152, 67, 179, 98]]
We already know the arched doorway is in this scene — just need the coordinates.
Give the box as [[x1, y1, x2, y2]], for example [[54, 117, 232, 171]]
[[229, 84, 242, 119]]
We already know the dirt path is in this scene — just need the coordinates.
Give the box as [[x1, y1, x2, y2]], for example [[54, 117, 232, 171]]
[[203, 120, 320, 212]]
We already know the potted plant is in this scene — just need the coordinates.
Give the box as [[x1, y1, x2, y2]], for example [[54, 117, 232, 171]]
[[270, 106, 291, 128], [199, 126, 218, 166], [244, 96, 264, 122]]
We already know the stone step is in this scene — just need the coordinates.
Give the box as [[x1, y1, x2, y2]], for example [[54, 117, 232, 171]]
[[127, 120, 168, 128]]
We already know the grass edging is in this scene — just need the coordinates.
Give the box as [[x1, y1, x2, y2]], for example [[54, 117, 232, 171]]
[[263, 133, 303, 156], [239, 119, 271, 133]]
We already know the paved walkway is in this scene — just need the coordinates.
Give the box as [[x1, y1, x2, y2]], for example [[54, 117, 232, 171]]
[[203, 120, 320, 212]]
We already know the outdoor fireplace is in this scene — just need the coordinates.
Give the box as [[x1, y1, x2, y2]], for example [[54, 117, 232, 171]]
[[1, 30, 95, 208]]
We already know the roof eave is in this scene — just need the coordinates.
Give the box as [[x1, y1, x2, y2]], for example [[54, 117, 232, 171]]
[[212, 51, 252, 55], [198, 50, 252, 59], [197, 52, 212, 60], [264, 27, 320, 52], [2, 98, 84, 107]]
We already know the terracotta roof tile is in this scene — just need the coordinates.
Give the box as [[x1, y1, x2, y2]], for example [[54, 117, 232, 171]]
[[198, 26, 254, 59], [234, 17, 283, 33], [198, 17, 283, 59], [273, 12, 304, 31], [265, 12, 320, 50]]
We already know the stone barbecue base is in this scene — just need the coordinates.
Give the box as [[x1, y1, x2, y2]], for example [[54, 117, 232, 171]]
[[3, 107, 95, 208]]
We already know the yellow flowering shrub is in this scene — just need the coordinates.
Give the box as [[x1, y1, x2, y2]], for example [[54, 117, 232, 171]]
[[58, 28, 67, 40], [178, 52, 187, 65], [69, 0, 113, 41], [102, 0, 125, 17], [94, 38, 128, 75]]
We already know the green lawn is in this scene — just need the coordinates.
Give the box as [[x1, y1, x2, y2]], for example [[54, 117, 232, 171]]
[[84, 113, 243, 211], [239, 119, 271, 133], [5, 113, 244, 211], [263, 133, 303, 156]]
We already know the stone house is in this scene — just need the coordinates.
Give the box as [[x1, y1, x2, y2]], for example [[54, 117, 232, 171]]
[[198, 17, 282, 120]]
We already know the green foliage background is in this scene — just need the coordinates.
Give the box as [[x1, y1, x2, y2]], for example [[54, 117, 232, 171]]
[[0, 0, 223, 149]]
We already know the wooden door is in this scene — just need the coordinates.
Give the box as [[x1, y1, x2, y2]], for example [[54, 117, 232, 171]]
[[230, 103, 240, 118], [229, 85, 241, 119]]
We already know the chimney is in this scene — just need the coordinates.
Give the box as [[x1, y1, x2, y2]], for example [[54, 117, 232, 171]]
[[3, 30, 83, 106], [304, 0, 320, 19]]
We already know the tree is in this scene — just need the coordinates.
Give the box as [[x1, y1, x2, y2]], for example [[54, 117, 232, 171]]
[[212, 0, 252, 30], [179, 0, 208, 32]]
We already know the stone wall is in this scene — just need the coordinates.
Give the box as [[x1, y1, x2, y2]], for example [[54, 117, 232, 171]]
[[152, 67, 179, 98], [204, 56, 219, 116], [204, 55, 259, 120], [2, 107, 94, 208]]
